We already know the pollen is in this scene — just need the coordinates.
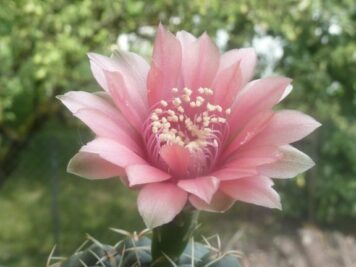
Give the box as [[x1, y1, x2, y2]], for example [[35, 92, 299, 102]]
[[151, 113, 159, 121], [190, 101, 196, 108], [177, 106, 185, 113], [160, 100, 168, 107], [183, 87, 192, 96], [182, 95, 190, 102], [206, 103, 223, 112], [149, 86, 231, 152], [173, 97, 182, 106], [167, 109, 175, 116]]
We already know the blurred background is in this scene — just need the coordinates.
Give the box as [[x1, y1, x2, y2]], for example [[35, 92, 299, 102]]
[[0, 0, 355, 266]]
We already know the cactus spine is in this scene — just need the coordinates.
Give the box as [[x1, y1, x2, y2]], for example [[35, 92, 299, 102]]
[[48, 229, 242, 267]]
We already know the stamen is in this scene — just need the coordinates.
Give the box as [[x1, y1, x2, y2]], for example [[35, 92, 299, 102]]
[[177, 106, 185, 113], [196, 96, 205, 102], [203, 87, 213, 95], [167, 109, 175, 116], [183, 87, 192, 96], [148, 86, 231, 155], [207, 103, 216, 111], [151, 113, 159, 121], [173, 97, 182, 106], [182, 95, 190, 102]]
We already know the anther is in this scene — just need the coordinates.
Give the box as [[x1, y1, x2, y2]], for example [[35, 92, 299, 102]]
[[182, 95, 190, 102], [160, 100, 168, 107], [183, 87, 192, 96], [151, 113, 159, 121], [190, 101, 196, 108], [173, 97, 182, 106], [177, 106, 185, 113]]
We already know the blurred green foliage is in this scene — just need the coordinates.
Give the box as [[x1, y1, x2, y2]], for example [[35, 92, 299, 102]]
[[0, 0, 355, 266], [0, 119, 144, 265]]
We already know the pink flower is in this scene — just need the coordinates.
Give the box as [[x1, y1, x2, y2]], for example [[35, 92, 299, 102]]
[[58, 25, 320, 228]]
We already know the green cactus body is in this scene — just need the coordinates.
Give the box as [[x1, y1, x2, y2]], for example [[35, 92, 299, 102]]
[[178, 242, 210, 265], [60, 244, 114, 267], [50, 233, 242, 267]]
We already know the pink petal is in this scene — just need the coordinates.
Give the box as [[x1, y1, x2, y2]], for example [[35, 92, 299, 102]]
[[229, 77, 292, 132], [74, 108, 142, 154], [178, 176, 220, 204], [223, 111, 274, 158], [176, 30, 197, 47], [58, 91, 142, 154], [138, 183, 187, 228], [88, 51, 149, 101], [80, 138, 146, 168], [219, 48, 257, 87], [251, 110, 321, 146], [147, 24, 182, 106], [67, 151, 124, 179], [212, 61, 243, 108], [225, 145, 282, 168], [183, 33, 220, 90], [176, 30, 196, 88], [212, 168, 258, 181], [88, 54, 117, 93], [111, 50, 150, 94], [279, 84, 293, 102], [104, 70, 147, 132], [126, 164, 171, 186], [189, 191, 235, 212], [258, 145, 315, 178], [58, 91, 115, 114], [160, 144, 191, 178], [57, 91, 136, 137], [220, 176, 282, 209], [89, 52, 148, 132]]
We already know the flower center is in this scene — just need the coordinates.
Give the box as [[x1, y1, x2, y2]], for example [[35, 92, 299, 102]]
[[143, 87, 231, 178], [149, 87, 231, 153]]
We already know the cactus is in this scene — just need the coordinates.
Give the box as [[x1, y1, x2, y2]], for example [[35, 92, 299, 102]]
[[48, 230, 242, 267]]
